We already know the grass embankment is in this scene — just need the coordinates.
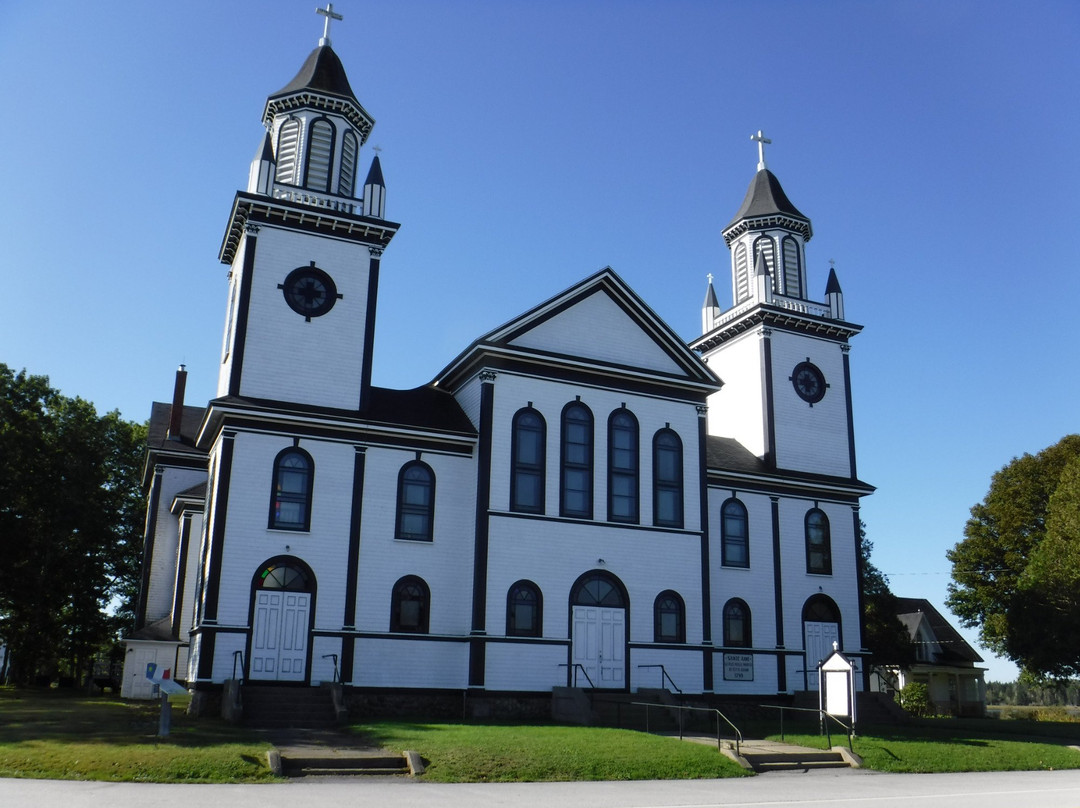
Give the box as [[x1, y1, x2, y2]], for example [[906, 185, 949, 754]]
[[357, 720, 750, 782], [764, 718, 1080, 773], [0, 688, 275, 782]]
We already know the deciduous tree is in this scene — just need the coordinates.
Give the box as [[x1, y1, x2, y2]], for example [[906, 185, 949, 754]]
[[947, 434, 1080, 679]]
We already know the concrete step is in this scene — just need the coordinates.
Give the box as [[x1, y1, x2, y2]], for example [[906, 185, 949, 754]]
[[281, 752, 409, 777], [742, 750, 850, 772], [242, 685, 338, 729]]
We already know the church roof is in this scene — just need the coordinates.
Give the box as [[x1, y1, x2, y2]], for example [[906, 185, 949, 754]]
[[722, 169, 813, 245], [706, 436, 768, 475], [270, 44, 357, 101], [146, 402, 207, 455], [364, 385, 476, 434], [895, 597, 984, 665]]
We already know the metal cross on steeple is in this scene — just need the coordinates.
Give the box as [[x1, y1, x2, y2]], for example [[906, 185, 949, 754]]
[[317, 3, 343, 47], [751, 130, 771, 171]]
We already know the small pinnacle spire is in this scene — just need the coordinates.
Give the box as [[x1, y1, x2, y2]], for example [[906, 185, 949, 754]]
[[704, 274, 720, 309], [754, 250, 770, 276], [317, 3, 343, 47], [751, 129, 771, 171], [825, 266, 843, 294]]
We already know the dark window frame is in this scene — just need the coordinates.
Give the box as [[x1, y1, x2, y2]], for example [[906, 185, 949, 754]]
[[560, 402, 594, 519], [506, 580, 543, 637], [268, 446, 314, 531], [652, 428, 683, 528], [510, 407, 546, 514], [723, 598, 752, 648], [805, 507, 832, 575], [654, 590, 685, 643], [396, 460, 435, 542], [721, 497, 749, 568], [607, 408, 640, 523], [390, 575, 430, 633]]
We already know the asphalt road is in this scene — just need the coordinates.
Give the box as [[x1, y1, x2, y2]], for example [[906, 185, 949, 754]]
[[3, 769, 1080, 808]]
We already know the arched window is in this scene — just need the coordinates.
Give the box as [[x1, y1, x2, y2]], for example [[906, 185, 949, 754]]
[[654, 590, 685, 643], [721, 498, 749, 567], [571, 571, 627, 608], [608, 409, 639, 523], [275, 118, 301, 185], [805, 508, 831, 574], [753, 235, 776, 291], [723, 598, 751, 647], [339, 131, 358, 197], [256, 560, 312, 591], [803, 594, 840, 623], [269, 447, 314, 531], [734, 243, 750, 304], [511, 408, 545, 513], [390, 575, 429, 633], [507, 580, 543, 637], [782, 236, 802, 298], [304, 118, 335, 192], [560, 402, 593, 518], [396, 461, 435, 541], [653, 429, 683, 527]]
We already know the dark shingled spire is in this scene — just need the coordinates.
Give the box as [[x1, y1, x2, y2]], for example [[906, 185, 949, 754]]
[[364, 154, 385, 187], [754, 250, 771, 277], [270, 45, 357, 102], [727, 169, 809, 229], [703, 279, 720, 309], [825, 267, 843, 294], [254, 131, 274, 163]]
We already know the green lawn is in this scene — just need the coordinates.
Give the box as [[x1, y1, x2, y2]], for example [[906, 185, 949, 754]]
[[355, 720, 749, 782], [0, 688, 276, 783], [764, 719, 1080, 774], [4, 688, 1080, 783]]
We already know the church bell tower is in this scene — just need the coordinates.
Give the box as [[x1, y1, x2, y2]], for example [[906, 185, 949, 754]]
[[217, 4, 399, 412], [692, 133, 862, 479]]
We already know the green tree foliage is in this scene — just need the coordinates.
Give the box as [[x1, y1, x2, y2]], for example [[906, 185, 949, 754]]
[[860, 527, 916, 667], [897, 681, 932, 717], [0, 365, 146, 685], [947, 434, 1080, 680]]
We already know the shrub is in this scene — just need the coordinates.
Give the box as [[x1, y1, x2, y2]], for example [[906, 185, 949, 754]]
[[898, 682, 933, 717]]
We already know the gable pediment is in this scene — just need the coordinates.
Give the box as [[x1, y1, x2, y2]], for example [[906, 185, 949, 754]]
[[438, 268, 719, 391]]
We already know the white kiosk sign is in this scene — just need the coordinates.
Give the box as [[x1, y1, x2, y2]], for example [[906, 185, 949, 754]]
[[723, 653, 754, 681]]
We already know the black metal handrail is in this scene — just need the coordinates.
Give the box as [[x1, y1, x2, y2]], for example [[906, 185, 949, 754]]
[[232, 650, 244, 683], [758, 704, 854, 753], [632, 701, 742, 757], [636, 664, 683, 694], [557, 663, 596, 689], [321, 653, 339, 683]]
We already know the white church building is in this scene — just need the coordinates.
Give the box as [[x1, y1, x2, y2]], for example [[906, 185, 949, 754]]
[[123, 15, 874, 707]]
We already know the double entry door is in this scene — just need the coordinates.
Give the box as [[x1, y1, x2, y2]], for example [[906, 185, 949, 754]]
[[250, 591, 310, 681], [571, 605, 625, 688], [804, 621, 839, 690]]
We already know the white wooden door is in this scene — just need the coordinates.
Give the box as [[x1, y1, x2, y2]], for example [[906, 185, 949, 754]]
[[572, 606, 625, 688], [251, 591, 310, 681], [804, 621, 839, 690], [124, 647, 159, 699]]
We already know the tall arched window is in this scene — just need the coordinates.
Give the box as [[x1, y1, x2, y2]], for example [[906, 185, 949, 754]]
[[275, 118, 301, 185], [506, 580, 543, 637], [721, 498, 749, 567], [734, 243, 750, 303], [511, 408, 545, 513], [304, 118, 335, 192], [608, 409, 639, 523], [268, 447, 314, 531], [396, 461, 435, 541], [560, 402, 593, 518], [654, 590, 685, 643], [653, 428, 683, 527], [805, 508, 831, 574], [339, 131, 358, 197], [723, 598, 751, 647], [390, 575, 429, 633], [753, 235, 776, 291], [782, 236, 802, 298]]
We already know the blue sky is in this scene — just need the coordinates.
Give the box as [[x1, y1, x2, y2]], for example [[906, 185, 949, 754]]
[[2, 0, 1078, 682]]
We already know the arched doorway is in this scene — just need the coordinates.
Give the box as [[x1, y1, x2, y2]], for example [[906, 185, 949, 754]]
[[569, 571, 628, 689], [802, 594, 841, 690], [249, 558, 315, 682]]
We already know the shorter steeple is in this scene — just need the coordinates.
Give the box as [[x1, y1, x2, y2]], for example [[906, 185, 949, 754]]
[[825, 264, 845, 321], [753, 250, 772, 304], [701, 274, 721, 334], [248, 132, 275, 195], [363, 154, 386, 219]]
